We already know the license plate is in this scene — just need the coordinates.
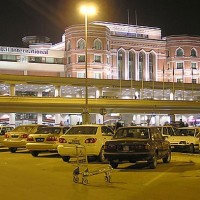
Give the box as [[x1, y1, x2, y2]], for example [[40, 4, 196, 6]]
[[123, 146, 129, 151], [11, 135, 18, 138], [36, 138, 44, 142], [71, 140, 80, 144]]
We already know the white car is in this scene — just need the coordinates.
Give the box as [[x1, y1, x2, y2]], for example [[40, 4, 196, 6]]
[[57, 124, 114, 162], [26, 126, 70, 157], [167, 127, 200, 153]]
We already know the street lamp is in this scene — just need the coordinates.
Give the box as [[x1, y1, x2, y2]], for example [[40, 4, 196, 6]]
[[80, 4, 96, 124]]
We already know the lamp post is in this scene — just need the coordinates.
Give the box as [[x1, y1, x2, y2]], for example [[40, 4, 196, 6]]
[[80, 5, 96, 124]]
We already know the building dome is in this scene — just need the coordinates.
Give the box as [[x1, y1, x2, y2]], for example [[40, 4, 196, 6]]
[[22, 36, 51, 47]]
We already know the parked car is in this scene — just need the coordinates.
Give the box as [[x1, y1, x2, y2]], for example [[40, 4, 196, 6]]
[[0, 126, 14, 146], [104, 126, 171, 169], [167, 127, 200, 153], [57, 124, 114, 162], [26, 126, 70, 157], [2, 124, 47, 152], [156, 125, 176, 139]]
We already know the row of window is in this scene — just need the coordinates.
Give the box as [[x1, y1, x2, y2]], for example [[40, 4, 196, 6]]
[[67, 54, 110, 64], [67, 38, 198, 59], [75, 71, 198, 83], [176, 62, 198, 70], [167, 48, 197, 57], [0, 54, 64, 64], [66, 38, 110, 51]]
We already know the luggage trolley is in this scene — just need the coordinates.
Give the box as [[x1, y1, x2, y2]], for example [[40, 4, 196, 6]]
[[72, 144, 113, 185]]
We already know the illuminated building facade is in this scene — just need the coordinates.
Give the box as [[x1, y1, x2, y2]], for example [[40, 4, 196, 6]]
[[0, 22, 199, 126]]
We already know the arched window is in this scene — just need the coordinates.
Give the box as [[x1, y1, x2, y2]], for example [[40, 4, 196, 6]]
[[94, 39, 102, 50], [118, 50, 125, 79], [128, 51, 135, 80], [66, 40, 71, 51], [176, 48, 184, 57], [139, 52, 145, 81], [77, 39, 85, 49], [149, 53, 155, 81], [191, 49, 197, 57]]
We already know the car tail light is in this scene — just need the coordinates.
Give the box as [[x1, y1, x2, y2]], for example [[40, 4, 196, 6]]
[[20, 134, 28, 138], [4, 133, 10, 138], [46, 136, 57, 141], [59, 137, 66, 143], [85, 138, 97, 143], [27, 136, 34, 141]]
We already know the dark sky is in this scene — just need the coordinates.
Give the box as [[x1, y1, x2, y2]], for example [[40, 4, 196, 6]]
[[0, 0, 200, 47]]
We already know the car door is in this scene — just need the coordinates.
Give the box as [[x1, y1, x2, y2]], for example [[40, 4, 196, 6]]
[[151, 128, 164, 158]]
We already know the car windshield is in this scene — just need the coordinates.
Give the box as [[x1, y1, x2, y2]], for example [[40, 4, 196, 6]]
[[13, 126, 35, 132], [65, 127, 97, 135], [35, 127, 62, 134], [176, 129, 197, 136], [114, 128, 150, 139]]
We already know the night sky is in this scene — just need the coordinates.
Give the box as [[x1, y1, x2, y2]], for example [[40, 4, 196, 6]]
[[0, 0, 200, 47]]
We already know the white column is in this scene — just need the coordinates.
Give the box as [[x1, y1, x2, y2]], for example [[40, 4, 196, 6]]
[[155, 115, 160, 126], [38, 90, 42, 97], [170, 90, 175, 100], [145, 53, 148, 81], [146, 53, 149, 81], [76, 90, 82, 98], [9, 113, 15, 127], [135, 115, 141, 125], [135, 52, 139, 80], [55, 114, 62, 126], [125, 50, 129, 80], [96, 87, 103, 98], [37, 113, 43, 124], [55, 86, 61, 97]]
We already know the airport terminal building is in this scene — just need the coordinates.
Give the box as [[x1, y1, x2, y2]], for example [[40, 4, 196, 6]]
[[0, 21, 200, 126]]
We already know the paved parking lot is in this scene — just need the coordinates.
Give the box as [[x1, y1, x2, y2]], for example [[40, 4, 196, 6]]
[[1, 148, 200, 200]]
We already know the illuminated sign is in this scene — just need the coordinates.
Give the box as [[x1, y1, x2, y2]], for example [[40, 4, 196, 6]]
[[0, 46, 48, 55]]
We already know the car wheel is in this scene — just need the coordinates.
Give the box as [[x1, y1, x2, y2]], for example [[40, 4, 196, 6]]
[[9, 147, 17, 153], [149, 154, 157, 169], [62, 156, 70, 162], [98, 147, 106, 162], [188, 144, 195, 153], [31, 151, 39, 157], [110, 161, 118, 169], [163, 150, 171, 163]]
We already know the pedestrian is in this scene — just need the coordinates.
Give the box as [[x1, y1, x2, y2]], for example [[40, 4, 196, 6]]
[[115, 121, 122, 130], [179, 119, 184, 127]]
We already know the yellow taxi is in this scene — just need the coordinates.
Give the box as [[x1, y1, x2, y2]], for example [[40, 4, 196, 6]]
[[57, 124, 114, 162], [26, 126, 70, 157], [0, 126, 14, 146], [2, 124, 47, 152]]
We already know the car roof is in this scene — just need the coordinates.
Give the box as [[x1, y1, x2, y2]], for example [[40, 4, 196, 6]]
[[72, 124, 108, 127], [119, 126, 152, 128], [0, 126, 14, 128], [16, 124, 46, 127], [178, 127, 200, 129]]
